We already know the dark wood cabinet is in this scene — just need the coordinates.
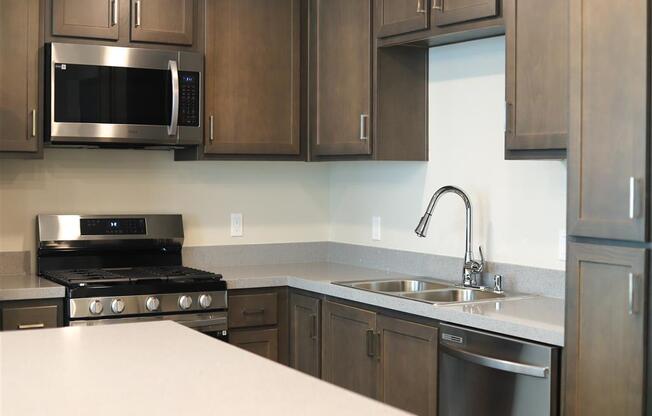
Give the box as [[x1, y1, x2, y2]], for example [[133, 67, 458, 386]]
[[376, 0, 430, 38], [227, 288, 289, 364], [432, 0, 497, 27], [0, 0, 40, 154], [322, 300, 378, 399], [377, 315, 438, 416], [52, 0, 119, 40], [0, 299, 63, 331], [289, 292, 321, 377], [309, 0, 373, 158], [567, 0, 648, 242], [564, 242, 646, 416], [229, 328, 279, 361], [504, 0, 568, 159], [130, 0, 193, 45], [202, 0, 301, 157]]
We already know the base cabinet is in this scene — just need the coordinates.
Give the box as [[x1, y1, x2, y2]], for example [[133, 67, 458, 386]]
[[564, 242, 646, 416], [229, 328, 279, 361], [289, 292, 321, 377], [0, 299, 63, 331], [321, 299, 438, 415]]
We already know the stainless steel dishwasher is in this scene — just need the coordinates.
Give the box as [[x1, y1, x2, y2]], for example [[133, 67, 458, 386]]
[[438, 323, 560, 416]]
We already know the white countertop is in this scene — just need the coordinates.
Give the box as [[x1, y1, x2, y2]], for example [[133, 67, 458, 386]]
[[0, 321, 408, 416], [220, 262, 565, 346], [0, 274, 65, 301]]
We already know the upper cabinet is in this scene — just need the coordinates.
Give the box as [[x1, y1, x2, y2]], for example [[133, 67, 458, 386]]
[[376, 0, 430, 38], [201, 0, 301, 157], [567, 0, 648, 241], [375, 0, 504, 47], [52, 0, 119, 40], [432, 0, 497, 26], [130, 0, 193, 45], [49, 0, 196, 46], [0, 0, 40, 154], [309, 0, 373, 158], [504, 0, 568, 159]]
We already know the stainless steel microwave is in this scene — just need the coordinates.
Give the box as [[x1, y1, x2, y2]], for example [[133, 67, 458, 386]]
[[45, 43, 202, 147]]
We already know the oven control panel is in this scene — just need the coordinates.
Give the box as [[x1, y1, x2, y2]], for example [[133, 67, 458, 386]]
[[80, 218, 146, 235], [179, 72, 200, 127]]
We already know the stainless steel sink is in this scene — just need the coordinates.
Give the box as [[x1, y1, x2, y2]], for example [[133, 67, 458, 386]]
[[343, 279, 451, 293], [401, 288, 506, 304]]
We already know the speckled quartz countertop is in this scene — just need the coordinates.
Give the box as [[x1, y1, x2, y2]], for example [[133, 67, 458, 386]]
[[219, 262, 565, 346], [0, 321, 408, 416], [0, 274, 65, 301]]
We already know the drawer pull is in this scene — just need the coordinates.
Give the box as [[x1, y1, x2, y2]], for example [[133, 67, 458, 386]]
[[17, 323, 45, 330], [242, 308, 265, 315]]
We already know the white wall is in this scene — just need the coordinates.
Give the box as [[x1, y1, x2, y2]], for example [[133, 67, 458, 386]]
[[0, 149, 330, 252], [329, 37, 567, 270]]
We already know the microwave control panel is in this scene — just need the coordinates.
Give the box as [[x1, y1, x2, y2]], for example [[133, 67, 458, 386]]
[[179, 72, 200, 127]]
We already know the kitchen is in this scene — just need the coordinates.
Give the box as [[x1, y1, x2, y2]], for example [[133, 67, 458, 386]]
[[0, 1, 646, 415]]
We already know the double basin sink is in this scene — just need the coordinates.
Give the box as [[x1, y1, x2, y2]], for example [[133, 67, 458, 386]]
[[333, 278, 507, 305]]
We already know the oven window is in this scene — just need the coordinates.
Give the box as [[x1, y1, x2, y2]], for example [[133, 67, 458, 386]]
[[54, 64, 172, 125]]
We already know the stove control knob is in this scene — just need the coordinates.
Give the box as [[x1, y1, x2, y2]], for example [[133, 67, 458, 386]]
[[199, 294, 212, 309], [145, 296, 160, 312], [111, 298, 125, 314], [178, 295, 193, 310], [89, 299, 103, 315]]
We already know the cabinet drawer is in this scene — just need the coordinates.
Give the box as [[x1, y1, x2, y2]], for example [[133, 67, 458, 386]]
[[2, 305, 59, 331], [228, 292, 278, 328]]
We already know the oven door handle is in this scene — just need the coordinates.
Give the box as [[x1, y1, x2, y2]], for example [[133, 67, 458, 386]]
[[168, 60, 179, 138], [440, 344, 549, 378]]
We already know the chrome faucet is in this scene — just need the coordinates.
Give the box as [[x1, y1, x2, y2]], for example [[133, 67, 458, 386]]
[[415, 185, 484, 287]]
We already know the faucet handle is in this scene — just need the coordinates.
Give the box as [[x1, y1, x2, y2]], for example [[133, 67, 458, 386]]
[[493, 274, 504, 293], [470, 246, 484, 273]]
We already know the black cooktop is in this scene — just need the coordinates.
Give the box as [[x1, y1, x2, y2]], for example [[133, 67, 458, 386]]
[[41, 266, 226, 298]]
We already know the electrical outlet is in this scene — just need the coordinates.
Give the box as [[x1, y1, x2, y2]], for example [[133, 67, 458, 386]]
[[372, 216, 381, 241], [231, 213, 243, 237], [558, 230, 566, 261]]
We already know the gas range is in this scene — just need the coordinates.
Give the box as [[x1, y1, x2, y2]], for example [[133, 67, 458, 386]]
[[37, 215, 228, 338]]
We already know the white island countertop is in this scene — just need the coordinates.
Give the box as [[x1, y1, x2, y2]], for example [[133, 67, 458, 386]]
[[0, 321, 408, 416], [219, 262, 565, 346]]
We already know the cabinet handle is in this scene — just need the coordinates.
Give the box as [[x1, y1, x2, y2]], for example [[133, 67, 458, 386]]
[[111, 0, 118, 26], [505, 102, 513, 134], [366, 329, 375, 357], [359, 114, 369, 141], [18, 323, 45, 330], [310, 315, 318, 340], [417, 0, 426, 13], [433, 0, 443, 10], [242, 308, 265, 315], [628, 273, 639, 315], [209, 115, 214, 142], [629, 177, 639, 219], [135, 0, 141, 27], [31, 109, 37, 138]]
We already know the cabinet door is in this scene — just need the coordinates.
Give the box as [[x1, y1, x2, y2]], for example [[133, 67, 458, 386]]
[[204, 0, 300, 156], [322, 300, 378, 399], [504, 0, 568, 159], [309, 0, 372, 157], [289, 292, 321, 377], [376, 0, 430, 38], [565, 243, 646, 416], [52, 0, 119, 40], [567, 0, 648, 241], [432, 0, 497, 27], [377, 316, 438, 416], [229, 328, 279, 361], [130, 0, 193, 45], [0, 0, 39, 153]]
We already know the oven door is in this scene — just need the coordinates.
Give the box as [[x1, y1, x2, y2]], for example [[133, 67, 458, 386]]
[[69, 311, 228, 342], [47, 43, 202, 146], [438, 323, 559, 416]]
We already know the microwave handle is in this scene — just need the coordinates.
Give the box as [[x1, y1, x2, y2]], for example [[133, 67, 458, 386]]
[[168, 60, 179, 137]]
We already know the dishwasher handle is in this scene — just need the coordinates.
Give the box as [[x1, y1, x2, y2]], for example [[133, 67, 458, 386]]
[[440, 343, 549, 378]]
